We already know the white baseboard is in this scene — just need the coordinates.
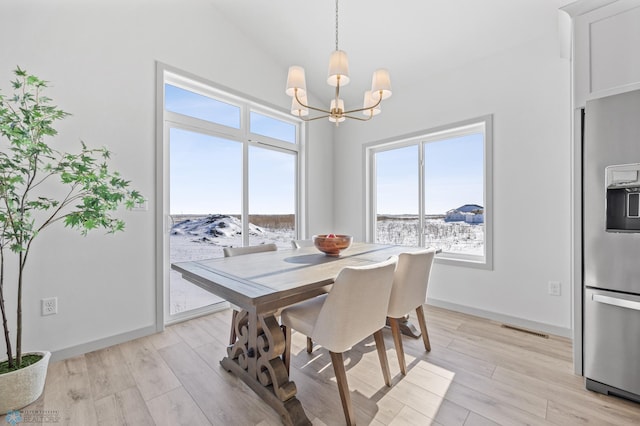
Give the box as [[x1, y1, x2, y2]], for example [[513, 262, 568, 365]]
[[49, 299, 572, 362], [50, 325, 158, 362], [50, 303, 232, 362], [427, 297, 573, 339]]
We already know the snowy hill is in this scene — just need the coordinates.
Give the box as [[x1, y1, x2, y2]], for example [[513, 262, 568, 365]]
[[170, 214, 293, 262], [171, 214, 266, 240]]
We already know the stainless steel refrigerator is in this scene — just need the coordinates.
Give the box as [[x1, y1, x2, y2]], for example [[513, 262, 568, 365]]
[[583, 89, 640, 403]]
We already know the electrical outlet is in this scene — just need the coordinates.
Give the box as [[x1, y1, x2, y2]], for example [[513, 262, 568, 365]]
[[41, 297, 57, 316], [131, 200, 148, 211], [548, 281, 561, 296]]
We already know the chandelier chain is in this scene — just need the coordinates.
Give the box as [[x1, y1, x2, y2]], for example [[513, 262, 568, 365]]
[[335, 0, 339, 51]]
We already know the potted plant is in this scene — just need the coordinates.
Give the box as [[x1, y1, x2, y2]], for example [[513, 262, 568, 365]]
[[0, 67, 144, 414]]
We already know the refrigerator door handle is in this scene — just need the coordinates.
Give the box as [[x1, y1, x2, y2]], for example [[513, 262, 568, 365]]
[[593, 294, 640, 311]]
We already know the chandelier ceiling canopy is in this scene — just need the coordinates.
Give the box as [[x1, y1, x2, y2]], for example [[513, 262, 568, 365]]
[[285, 0, 392, 125]]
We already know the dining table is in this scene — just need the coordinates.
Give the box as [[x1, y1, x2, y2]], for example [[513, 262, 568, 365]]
[[171, 242, 427, 426]]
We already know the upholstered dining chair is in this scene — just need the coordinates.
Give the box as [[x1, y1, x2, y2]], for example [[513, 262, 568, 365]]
[[387, 248, 437, 375], [281, 257, 398, 426], [223, 243, 278, 345], [291, 238, 318, 353]]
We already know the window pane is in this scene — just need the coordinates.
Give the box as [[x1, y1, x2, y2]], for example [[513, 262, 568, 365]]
[[170, 128, 242, 216], [250, 111, 296, 144], [248, 146, 296, 247], [165, 84, 240, 129], [169, 128, 242, 314], [375, 145, 419, 245], [424, 133, 484, 256]]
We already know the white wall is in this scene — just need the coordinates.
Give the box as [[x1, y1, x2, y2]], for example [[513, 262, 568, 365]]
[[333, 31, 572, 334], [304, 115, 335, 237], [0, 0, 572, 362], [0, 0, 333, 359]]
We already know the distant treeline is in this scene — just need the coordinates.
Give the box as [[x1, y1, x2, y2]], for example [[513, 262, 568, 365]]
[[248, 214, 295, 229], [377, 214, 445, 221]]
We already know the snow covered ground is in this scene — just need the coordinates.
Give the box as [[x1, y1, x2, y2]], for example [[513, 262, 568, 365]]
[[170, 214, 294, 262], [169, 215, 294, 314], [169, 214, 483, 314], [376, 217, 484, 256]]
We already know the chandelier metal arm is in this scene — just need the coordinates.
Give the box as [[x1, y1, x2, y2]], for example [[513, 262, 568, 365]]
[[342, 91, 383, 115], [294, 89, 332, 114], [298, 114, 332, 122], [295, 87, 381, 120], [343, 112, 374, 122]]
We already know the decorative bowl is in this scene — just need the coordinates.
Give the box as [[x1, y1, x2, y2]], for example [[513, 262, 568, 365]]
[[312, 234, 353, 257]]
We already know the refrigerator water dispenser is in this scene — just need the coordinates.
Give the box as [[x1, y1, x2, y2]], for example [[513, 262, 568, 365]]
[[605, 164, 640, 232]]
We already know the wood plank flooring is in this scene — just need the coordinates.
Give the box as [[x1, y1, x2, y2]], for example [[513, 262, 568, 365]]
[[3, 305, 640, 425]]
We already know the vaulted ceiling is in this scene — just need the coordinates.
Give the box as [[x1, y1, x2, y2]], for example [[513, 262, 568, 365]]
[[209, 0, 574, 107]]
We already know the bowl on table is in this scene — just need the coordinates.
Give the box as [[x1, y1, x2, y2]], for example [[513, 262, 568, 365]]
[[312, 234, 353, 257]]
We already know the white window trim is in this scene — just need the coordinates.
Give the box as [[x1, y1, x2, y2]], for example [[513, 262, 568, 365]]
[[155, 62, 307, 328], [364, 115, 493, 270]]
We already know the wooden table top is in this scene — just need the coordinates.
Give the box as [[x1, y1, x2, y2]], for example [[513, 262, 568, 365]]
[[172, 242, 423, 314]]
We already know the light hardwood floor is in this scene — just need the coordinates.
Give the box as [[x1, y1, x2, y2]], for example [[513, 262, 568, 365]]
[[3, 305, 640, 425]]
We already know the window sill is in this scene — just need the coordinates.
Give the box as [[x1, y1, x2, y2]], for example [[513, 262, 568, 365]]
[[435, 252, 493, 270]]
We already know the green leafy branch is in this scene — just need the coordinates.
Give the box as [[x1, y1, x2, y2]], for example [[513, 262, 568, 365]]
[[0, 67, 143, 369]]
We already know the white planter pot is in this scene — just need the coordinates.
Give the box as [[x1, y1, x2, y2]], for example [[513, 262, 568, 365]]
[[0, 351, 51, 415]]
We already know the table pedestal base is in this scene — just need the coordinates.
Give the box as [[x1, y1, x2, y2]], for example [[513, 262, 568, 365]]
[[220, 357, 310, 426], [386, 314, 421, 338], [222, 309, 311, 426]]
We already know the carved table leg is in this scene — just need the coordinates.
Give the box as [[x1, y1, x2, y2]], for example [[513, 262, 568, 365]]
[[386, 314, 421, 338], [221, 309, 311, 426]]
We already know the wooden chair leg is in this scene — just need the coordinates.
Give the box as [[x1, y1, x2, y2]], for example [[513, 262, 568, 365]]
[[283, 325, 292, 375], [373, 329, 391, 386], [388, 317, 407, 375], [416, 305, 431, 352], [229, 309, 238, 345], [329, 351, 355, 426], [306, 337, 313, 353]]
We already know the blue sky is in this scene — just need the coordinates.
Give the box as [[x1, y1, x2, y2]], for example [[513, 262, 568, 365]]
[[167, 84, 482, 216], [170, 128, 295, 215], [167, 84, 296, 215], [170, 128, 242, 215], [376, 134, 484, 215]]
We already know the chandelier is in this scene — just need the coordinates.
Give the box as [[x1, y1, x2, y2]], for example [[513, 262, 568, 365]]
[[285, 0, 392, 125]]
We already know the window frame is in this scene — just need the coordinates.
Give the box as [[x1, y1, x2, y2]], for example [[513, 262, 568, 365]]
[[162, 68, 305, 245], [156, 63, 307, 326], [364, 115, 493, 269], [248, 109, 298, 146]]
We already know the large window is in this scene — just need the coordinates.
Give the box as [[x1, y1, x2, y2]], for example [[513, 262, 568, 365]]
[[159, 66, 304, 321], [367, 116, 492, 268]]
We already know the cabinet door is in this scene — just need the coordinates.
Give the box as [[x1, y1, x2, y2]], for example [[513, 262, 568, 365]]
[[574, 1, 640, 106]]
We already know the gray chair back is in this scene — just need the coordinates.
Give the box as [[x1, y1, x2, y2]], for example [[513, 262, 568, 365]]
[[223, 243, 277, 257]]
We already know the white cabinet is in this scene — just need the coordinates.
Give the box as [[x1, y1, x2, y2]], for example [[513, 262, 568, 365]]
[[572, 0, 640, 106]]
